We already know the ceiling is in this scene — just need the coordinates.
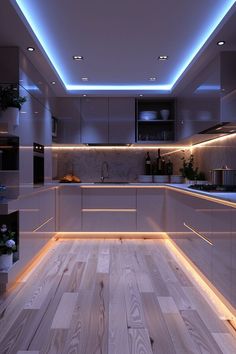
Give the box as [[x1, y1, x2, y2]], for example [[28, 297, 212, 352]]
[[1, 0, 236, 96]]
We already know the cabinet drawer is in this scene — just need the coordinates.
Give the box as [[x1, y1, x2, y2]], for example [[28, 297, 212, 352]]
[[82, 188, 136, 209], [82, 210, 136, 231]]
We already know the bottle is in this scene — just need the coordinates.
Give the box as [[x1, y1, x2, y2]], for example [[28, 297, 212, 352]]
[[156, 149, 161, 175], [166, 158, 173, 175], [145, 152, 151, 175], [161, 156, 166, 175]]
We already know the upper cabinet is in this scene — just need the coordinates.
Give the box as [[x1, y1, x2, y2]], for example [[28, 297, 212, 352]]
[[176, 96, 220, 140], [81, 97, 108, 144], [109, 98, 135, 143], [136, 99, 175, 142], [81, 97, 135, 144]]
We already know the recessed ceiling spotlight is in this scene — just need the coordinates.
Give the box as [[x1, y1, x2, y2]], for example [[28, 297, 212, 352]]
[[81, 77, 88, 81], [217, 40, 225, 46], [27, 47, 35, 52], [158, 55, 168, 60], [51, 81, 56, 85], [149, 77, 157, 81], [73, 55, 84, 60]]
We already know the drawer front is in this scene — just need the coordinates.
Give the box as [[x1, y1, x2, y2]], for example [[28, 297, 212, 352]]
[[82, 210, 136, 231], [82, 188, 136, 209]]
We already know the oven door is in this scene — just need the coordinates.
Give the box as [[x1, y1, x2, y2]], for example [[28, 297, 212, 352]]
[[33, 155, 44, 185]]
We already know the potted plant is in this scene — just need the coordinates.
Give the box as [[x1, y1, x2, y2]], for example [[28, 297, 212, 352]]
[[0, 224, 16, 270], [0, 84, 26, 127], [179, 153, 199, 183]]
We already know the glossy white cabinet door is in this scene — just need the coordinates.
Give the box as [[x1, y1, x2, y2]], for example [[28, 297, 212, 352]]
[[82, 188, 136, 209], [108, 98, 135, 143], [166, 191, 212, 280], [211, 203, 232, 304], [57, 186, 81, 231], [165, 189, 191, 233], [82, 210, 136, 231], [81, 187, 136, 231], [136, 188, 165, 232], [231, 208, 236, 308], [81, 98, 108, 143]]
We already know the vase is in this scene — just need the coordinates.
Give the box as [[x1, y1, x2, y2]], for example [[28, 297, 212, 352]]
[[160, 109, 170, 120], [0, 107, 19, 128], [0, 253, 13, 270]]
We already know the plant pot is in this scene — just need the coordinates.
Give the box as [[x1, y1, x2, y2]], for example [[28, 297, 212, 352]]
[[0, 253, 13, 270], [0, 107, 19, 127]]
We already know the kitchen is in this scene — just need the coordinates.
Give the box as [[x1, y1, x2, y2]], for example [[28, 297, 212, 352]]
[[0, 1, 236, 353]]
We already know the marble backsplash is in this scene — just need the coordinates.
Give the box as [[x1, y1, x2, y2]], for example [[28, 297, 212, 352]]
[[53, 134, 236, 183], [53, 148, 183, 183], [193, 134, 236, 182]]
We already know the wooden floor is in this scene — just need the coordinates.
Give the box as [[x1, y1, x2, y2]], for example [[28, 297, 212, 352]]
[[0, 239, 236, 354]]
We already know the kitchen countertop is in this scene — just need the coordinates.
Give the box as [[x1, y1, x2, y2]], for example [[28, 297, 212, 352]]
[[1, 182, 236, 215]]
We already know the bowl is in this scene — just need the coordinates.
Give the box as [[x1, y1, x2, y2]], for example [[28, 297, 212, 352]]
[[139, 111, 157, 121]]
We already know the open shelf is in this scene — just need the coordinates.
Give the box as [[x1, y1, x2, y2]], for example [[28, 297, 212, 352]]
[[136, 99, 175, 142]]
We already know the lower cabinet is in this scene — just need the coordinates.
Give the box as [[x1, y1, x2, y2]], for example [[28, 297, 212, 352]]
[[211, 203, 232, 305], [81, 187, 136, 232], [57, 186, 81, 231], [231, 209, 236, 308], [166, 190, 212, 280], [136, 188, 165, 232], [16, 188, 56, 282], [166, 188, 235, 310]]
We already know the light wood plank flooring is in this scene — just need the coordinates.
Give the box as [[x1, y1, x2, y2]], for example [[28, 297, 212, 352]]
[[0, 239, 236, 354]]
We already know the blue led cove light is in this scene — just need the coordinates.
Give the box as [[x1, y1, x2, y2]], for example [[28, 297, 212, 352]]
[[14, 0, 236, 92]]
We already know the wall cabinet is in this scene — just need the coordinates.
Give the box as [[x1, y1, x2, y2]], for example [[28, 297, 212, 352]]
[[81, 97, 135, 144], [81, 98, 108, 144], [176, 96, 220, 140], [136, 99, 175, 142]]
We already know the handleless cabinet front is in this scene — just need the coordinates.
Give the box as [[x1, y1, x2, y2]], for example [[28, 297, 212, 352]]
[[108, 98, 135, 143], [136, 188, 165, 232], [82, 188, 136, 231], [231, 208, 236, 308], [81, 98, 108, 144], [211, 203, 232, 305], [57, 186, 82, 231]]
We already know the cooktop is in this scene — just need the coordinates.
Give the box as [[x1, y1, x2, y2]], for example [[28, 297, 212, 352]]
[[188, 184, 236, 192]]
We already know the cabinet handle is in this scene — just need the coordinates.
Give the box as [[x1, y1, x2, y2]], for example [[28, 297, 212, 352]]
[[183, 222, 213, 246]]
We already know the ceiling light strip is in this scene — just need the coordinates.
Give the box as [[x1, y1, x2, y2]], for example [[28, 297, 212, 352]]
[[14, 0, 236, 91]]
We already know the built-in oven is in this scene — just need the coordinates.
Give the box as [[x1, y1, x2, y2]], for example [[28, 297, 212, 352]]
[[33, 142, 44, 185]]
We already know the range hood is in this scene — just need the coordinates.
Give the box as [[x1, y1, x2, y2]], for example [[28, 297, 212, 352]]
[[198, 122, 236, 134]]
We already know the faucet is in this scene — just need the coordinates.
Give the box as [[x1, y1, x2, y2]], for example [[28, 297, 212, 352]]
[[100, 161, 109, 182]]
